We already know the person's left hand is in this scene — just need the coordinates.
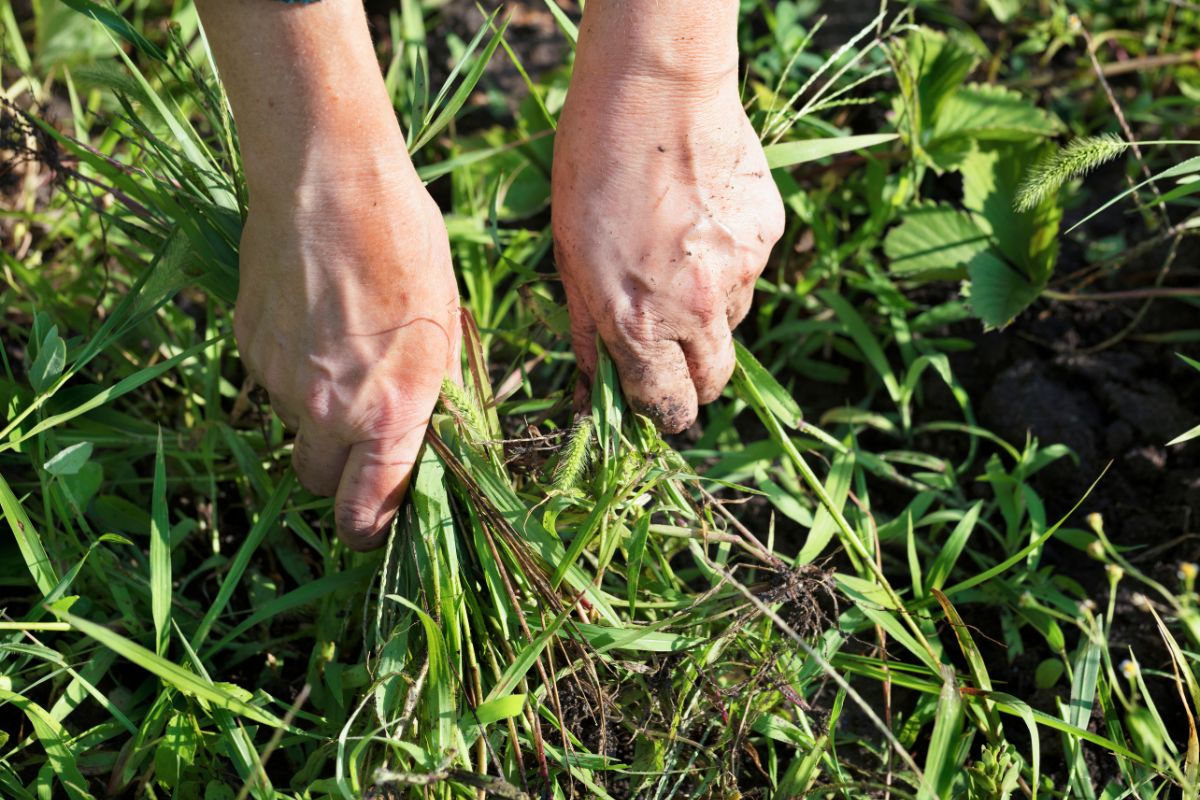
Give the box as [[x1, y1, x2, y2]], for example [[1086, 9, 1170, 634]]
[[552, 58, 784, 433]]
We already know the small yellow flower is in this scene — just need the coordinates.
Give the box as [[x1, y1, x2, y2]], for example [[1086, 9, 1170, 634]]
[[1106, 564, 1125, 582], [1119, 659, 1138, 680], [1086, 512, 1104, 535], [1087, 540, 1106, 560], [1179, 562, 1198, 581]]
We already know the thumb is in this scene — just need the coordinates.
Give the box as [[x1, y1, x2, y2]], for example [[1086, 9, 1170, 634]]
[[334, 423, 427, 551]]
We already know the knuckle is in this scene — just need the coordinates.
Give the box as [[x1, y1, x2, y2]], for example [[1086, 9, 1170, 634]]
[[368, 392, 433, 435], [739, 255, 767, 287], [301, 383, 337, 425], [614, 307, 681, 349], [761, 198, 786, 246]]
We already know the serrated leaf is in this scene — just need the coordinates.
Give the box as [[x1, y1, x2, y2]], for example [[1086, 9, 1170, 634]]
[[884, 203, 990, 279], [965, 249, 1041, 329], [962, 143, 1062, 275], [932, 83, 1060, 146], [902, 27, 974, 126]]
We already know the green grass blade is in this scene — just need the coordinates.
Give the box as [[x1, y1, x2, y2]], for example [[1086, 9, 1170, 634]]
[[0, 471, 60, 596], [410, 14, 509, 153], [919, 665, 965, 800], [190, 473, 295, 649], [626, 514, 651, 617], [59, 612, 285, 728], [541, 0, 578, 46], [202, 564, 376, 659], [0, 689, 94, 800], [150, 428, 171, 656], [925, 502, 982, 591], [764, 133, 898, 169]]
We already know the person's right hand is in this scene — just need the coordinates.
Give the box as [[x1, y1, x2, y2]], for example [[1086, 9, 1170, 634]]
[[234, 147, 460, 551]]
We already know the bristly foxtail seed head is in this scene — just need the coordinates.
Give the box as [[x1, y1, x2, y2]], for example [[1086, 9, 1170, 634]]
[[440, 378, 487, 442], [552, 415, 594, 493], [1014, 133, 1128, 213]]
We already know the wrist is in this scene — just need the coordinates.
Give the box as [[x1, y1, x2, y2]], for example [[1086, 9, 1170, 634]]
[[240, 106, 414, 199], [573, 0, 740, 90], [245, 141, 426, 225]]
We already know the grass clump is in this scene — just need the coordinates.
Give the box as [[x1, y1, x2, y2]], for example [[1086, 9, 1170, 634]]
[[3, 2, 1200, 799]]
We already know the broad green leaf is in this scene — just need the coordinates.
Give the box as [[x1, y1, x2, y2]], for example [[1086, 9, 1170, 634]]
[[964, 249, 1041, 329], [884, 202, 989, 279], [962, 143, 1061, 278], [30, 326, 66, 393], [43, 442, 93, 476], [931, 83, 1060, 146], [155, 713, 198, 787], [893, 27, 978, 145], [984, 0, 1020, 19], [764, 133, 898, 169]]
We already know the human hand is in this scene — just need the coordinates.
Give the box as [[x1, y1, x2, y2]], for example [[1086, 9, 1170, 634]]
[[552, 6, 784, 433], [235, 147, 459, 550]]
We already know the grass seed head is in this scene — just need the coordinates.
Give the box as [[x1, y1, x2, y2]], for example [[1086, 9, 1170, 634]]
[[551, 414, 594, 493], [440, 378, 488, 442], [1014, 133, 1128, 212]]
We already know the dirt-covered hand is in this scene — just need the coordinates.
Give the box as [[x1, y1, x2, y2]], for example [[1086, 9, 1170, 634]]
[[234, 158, 459, 550], [552, 36, 784, 433]]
